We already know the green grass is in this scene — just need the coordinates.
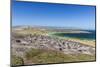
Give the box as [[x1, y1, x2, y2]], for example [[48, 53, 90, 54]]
[[11, 55, 24, 66], [11, 49, 95, 66], [25, 48, 95, 64]]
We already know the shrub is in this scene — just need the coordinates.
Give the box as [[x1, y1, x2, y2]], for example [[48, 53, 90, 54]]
[[11, 55, 24, 66]]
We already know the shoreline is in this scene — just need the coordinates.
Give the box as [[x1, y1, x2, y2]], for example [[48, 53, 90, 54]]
[[13, 29, 96, 47], [48, 33, 95, 47]]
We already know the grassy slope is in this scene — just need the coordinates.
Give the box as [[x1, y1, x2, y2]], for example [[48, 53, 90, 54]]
[[12, 29, 95, 66], [24, 48, 95, 64], [11, 48, 95, 66]]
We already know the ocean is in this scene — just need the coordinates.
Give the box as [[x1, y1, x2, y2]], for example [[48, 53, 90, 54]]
[[54, 30, 96, 40]]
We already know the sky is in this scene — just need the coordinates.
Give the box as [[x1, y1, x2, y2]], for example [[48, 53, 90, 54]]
[[12, 0, 96, 30]]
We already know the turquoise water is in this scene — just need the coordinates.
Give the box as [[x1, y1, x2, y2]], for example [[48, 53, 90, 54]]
[[53, 30, 96, 40]]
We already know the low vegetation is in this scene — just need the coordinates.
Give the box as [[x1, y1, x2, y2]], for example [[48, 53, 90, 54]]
[[25, 48, 95, 64], [11, 55, 24, 66], [11, 27, 95, 66]]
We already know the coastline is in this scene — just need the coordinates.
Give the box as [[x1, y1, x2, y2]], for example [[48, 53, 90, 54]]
[[11, 28, 96, 66], [48, 32, 95, 47]]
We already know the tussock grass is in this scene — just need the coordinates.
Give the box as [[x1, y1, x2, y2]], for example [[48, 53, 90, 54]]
[[11, 55, 24, 66], [25, 48, 95, 64]]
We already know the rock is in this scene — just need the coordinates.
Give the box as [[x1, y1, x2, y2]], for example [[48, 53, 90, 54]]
[[11, 33, 95, 57]]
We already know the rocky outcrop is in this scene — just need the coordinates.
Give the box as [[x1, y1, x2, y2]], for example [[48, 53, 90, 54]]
[[11, 33, 95, 57]]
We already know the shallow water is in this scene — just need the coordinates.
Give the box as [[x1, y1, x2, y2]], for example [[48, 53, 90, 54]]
[[53, 30, 96, 40]]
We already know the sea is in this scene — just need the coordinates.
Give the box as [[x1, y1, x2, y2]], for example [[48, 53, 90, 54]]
[[54, 30, 96, 40]]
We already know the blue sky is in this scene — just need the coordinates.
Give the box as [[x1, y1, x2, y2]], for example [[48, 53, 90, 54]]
[[12, 0, 96, 30]]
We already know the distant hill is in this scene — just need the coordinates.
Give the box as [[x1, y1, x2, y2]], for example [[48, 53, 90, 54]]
[[12, 25, 84, 30]]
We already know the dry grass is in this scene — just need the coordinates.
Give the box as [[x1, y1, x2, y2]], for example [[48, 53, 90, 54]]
[[24, 48, 95, 64]]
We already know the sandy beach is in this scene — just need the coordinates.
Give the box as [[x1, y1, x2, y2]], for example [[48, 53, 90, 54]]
[[48, 33, 95, 47]]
